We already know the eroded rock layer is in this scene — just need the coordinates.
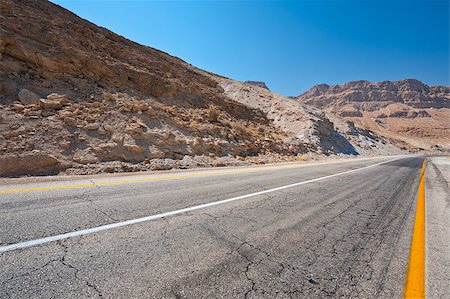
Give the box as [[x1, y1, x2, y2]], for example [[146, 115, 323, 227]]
[[296, 80, 450, 148]]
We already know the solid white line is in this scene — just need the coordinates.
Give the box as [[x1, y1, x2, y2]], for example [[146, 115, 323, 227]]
[[0, 157, 405, 254]]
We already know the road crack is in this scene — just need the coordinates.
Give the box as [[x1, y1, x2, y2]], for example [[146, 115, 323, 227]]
[[57, 240, 103, 298]]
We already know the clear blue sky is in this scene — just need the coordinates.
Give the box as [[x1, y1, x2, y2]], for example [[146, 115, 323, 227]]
[[52, 0, 449, 96]]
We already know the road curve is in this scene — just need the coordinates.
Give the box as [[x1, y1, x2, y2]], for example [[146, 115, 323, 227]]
[[0, 156, 423, 298]]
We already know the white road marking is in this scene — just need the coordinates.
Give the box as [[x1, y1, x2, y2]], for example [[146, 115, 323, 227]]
[[0, 157, 406, 254]]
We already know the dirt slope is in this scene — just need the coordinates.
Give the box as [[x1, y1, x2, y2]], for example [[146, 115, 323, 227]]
[[0, 0, 405, 177], [296, 79, 450, 149]]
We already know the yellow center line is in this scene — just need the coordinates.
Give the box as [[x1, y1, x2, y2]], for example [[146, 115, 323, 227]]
[[403, 159, 426, 298], [0, 157, 392, 195]]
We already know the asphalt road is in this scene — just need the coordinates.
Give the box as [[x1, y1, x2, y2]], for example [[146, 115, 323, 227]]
[[0, 156, 430, 298]]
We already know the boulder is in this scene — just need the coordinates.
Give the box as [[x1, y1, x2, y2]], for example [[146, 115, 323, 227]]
[[18, 89, 40, 105], [0, 150, 62, 177]]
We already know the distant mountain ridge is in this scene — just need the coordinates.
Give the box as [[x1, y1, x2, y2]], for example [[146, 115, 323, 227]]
[[298, 79, 449, 109], [296, 79, 450, 148]]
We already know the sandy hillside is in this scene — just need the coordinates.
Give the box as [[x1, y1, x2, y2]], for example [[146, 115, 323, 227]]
[[0, 0, 407, 177]]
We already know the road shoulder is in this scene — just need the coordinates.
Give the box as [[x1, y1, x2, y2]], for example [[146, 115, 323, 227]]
[[425, 157, 450, 298]]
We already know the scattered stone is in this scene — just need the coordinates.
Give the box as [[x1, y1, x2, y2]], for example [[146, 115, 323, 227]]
[[84, 123, 100, 130], [178, 155, 196, 169], [39, 93, 68, 109], [149, 159, 176, 171], [47, 93, 67, 101], [12, 103, 25, 111], [40, 98, 63, 109]]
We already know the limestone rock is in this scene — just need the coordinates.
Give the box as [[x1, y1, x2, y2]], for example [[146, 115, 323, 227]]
[[93, 142, 146, 162], [73, 148, 99, 164], [47, 93, 67, 101], [178, 155, 196, 169], [0, 150, 62, 177], [40, 93, 68, 109], [149, 159, 176, 171]]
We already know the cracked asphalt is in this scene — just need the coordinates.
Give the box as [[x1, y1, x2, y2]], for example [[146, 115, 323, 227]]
[[0, 156, 425, 298]]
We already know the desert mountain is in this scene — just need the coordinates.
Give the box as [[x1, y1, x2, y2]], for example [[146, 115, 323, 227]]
[[296, 79, 450, 149], [0, 0, 405, 177]]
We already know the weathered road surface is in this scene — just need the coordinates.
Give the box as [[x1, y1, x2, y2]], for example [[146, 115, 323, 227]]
[[0, 156, 446, 298]]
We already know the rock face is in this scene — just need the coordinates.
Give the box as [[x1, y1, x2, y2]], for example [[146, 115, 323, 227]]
[[1, 0, 222, 103], [217, 78, 404, 156], [244, 81, 270, 90], [0, 0, 296, 176], [296, 80, 450, 148], [0, 0, 408, 177]]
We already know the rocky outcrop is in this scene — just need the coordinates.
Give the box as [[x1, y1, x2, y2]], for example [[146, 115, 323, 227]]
[[216, 78, 404, 156], [0, 0, 220, 105], [244, 81, 270, 90], [296, 79, 450, 148], [0, 0, 302, 177]]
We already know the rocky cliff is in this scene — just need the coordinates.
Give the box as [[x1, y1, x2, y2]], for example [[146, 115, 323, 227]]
[[296, 79, 450, 149], [0, 0, 406, 177], [244, 81, 270, 90]]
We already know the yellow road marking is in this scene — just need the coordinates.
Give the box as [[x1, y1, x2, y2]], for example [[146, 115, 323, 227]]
[[403, 159, 426, 298], [0, 157, 394, 195]]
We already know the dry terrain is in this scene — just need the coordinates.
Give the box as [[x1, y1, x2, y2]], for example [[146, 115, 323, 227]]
[[1, 0, 442, 178]]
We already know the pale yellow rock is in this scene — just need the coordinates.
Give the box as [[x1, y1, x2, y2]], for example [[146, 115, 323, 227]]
[[40, 98, 63, 109], [0, 150, 61, 177]]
